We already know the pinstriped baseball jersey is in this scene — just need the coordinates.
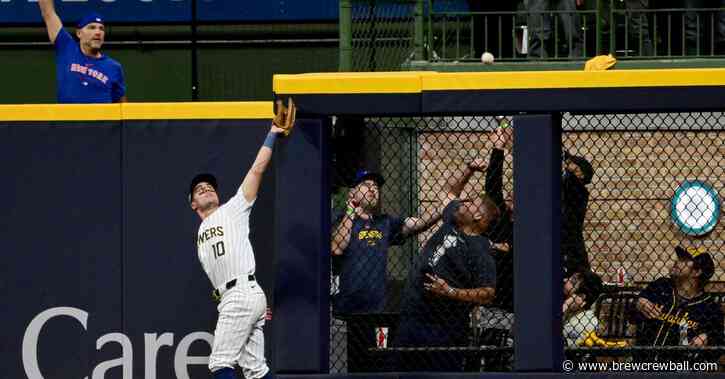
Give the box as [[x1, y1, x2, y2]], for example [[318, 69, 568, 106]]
[[197, 188, 256, 289]]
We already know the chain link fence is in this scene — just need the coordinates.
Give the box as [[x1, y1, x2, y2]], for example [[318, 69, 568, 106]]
[[342, 1, 725, 69], [328, 112, 724, 372], [349, 0, 419, 71], [563, 112, 725, 368], [329, 115, 514, 373]]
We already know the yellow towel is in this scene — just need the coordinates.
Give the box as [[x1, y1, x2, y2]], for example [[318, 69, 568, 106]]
[[584, 55, 617, 71]]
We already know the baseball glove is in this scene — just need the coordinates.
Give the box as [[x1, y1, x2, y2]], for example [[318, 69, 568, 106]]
[[273, 97, 297, 137]]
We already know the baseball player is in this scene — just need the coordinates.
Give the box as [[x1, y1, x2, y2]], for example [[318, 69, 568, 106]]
[[189, 100, 295, 379], [634, 246, 724, 362], [37, 0, 126, 103]]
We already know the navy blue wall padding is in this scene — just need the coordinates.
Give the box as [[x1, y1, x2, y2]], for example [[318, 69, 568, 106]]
[[273, 118, 331, 373], [287, 94, 422, 117], [513, 114, 563, 371], [1, 120, 276, 379], [123, 120, 276, 378], [0, 122, 122, 378], [423, 87, 725, 114]]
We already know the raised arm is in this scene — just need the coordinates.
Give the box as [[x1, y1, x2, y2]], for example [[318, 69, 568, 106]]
[[485, 148, 505, 206], [331, 191, 361, 256], [440, 160, 485, 206], [400, 206, 442, 237], [485, 123, 511, 207], [240, 124, 285, 203], [240, 100, 295, 202], [37, 0, 63, 43]]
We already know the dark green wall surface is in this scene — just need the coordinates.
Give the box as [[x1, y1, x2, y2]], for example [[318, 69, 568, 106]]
[[0, 45, 337, 103]]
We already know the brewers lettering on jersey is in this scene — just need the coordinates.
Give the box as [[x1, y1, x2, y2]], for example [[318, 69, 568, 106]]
[[188, 121, 289, 379]]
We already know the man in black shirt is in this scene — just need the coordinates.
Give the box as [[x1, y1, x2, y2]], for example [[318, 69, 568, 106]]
[[634, 246, 723, 362], [486, 120, 514, 314], [476, 120, 515, 371], [562, 151, 594, 276], [396, 160, 500, 372]]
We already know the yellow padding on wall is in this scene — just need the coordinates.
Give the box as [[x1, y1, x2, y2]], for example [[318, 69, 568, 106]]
[[421, 69, 725, 90], [121, 102, 273, 120], [0, 102, 273, 122], [0, 104, 121, 121], [273, 72, 425, 94], [272, 69, 725, 94]]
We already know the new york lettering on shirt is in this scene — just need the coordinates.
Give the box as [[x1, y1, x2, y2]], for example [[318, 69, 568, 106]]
[[69, 63, 110, 84], [54, 28, 125, 103]]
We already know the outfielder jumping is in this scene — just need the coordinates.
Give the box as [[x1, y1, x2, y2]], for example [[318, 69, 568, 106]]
[[189, 100, 295, 379]]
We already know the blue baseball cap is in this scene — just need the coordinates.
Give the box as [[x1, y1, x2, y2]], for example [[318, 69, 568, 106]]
[[353, 169, 384, 187], [77, 13, 105, 29], [188, 173, 218, 203]]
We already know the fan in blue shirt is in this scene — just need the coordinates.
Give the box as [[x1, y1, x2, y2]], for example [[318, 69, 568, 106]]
[[331, 170, 442, 315], [38, 1, 126, 103]]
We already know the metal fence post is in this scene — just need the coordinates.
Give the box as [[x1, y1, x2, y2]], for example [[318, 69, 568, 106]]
[[340, 0, 353, 72], [596, 0, 602, 55], [415, 0, 425, 60], [609, 0, 616, 55], [513, 113, 563, 372], [428, 0, 434, 61]]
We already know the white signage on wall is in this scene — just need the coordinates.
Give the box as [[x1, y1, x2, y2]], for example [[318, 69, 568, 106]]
[[23, 307, 212, 379]]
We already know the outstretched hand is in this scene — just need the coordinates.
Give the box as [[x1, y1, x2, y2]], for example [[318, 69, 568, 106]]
[[346, 188, 363, 216], [467, 158, 487, 172], [492, 119, 513, 150]]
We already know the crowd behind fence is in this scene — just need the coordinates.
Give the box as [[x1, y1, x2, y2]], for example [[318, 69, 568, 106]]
[[345, 0, 725, 70], [327, 113, 724, 372]]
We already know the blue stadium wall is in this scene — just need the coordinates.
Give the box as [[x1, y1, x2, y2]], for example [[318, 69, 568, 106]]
[[0, 0, 470, 23], [0, 103, 278, 379]]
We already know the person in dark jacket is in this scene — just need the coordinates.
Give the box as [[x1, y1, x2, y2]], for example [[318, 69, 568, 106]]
[[562, 151, 594, 276]]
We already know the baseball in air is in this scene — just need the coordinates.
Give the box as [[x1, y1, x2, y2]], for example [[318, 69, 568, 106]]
[[481, 52, 494, 64]]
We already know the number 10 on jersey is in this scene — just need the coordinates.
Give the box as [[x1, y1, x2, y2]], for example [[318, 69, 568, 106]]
[[212, 241, 225, 259]]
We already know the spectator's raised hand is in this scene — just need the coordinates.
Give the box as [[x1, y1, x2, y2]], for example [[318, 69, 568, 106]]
[[466, 158, 487, 173], [492, 119, 513, 151], [346, 187, 363, 216]]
